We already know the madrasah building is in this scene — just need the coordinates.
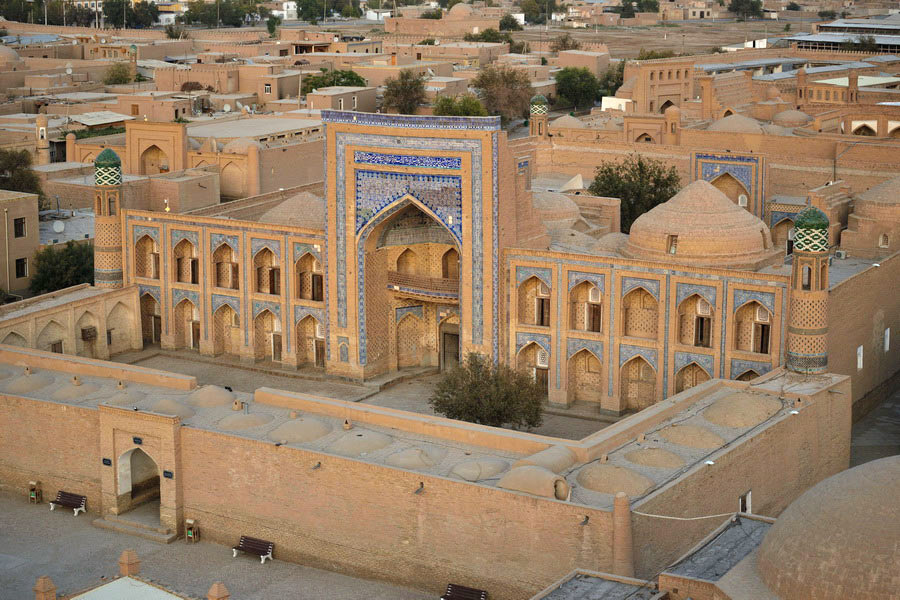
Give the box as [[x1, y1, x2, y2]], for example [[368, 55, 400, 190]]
[[2, 108, 898, 417]]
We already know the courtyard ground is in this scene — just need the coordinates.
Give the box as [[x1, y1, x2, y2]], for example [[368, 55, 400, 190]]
[[112, 348, 613, 440], [850, 384, 900, 467], [0, 491, 430, 600]]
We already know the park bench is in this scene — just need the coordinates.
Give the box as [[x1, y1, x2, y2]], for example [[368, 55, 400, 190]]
[[441, 583, 488, 600], [232, 535, 274, 564], [49, 491, 86, 516]]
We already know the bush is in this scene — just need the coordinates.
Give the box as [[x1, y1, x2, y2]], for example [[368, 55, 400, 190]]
[[301, 69, 366, 95], [550, 33, 580, 52], [499, 14, 522, 31], [266, 14, 282, 36], [165, 23, 186, 38], [0, 148, 43, 201], [433, 94, 488, 116], [382, 69, 427, 114], [786, 2, 800, 10], [103, 62, 133, 85], [429, 353, 544, 429], [817, 10, 836, 19], [419, 38, 437, 45], [471, 64, 532, 124], [29, 242, 94, 296], [180, 81, 205, 92], [588, 153, 681, 233], [555, 67, 600, 109], [421, 8, 443, 19]]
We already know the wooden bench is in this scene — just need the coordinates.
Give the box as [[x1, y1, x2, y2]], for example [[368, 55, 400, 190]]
[[441, 583, 488, 600], [232, 536, 274, 564], [49, 491, 86, 516]]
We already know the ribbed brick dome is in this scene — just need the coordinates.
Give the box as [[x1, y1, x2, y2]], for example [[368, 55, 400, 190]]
[[622, 180, 779, 270], [757, 456, 900, 600]]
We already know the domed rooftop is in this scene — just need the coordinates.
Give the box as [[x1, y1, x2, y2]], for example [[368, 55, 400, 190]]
[[757, 456, 900, 600], [530, 94, 548, 106], [94, 148, 121, 168], [664, 104, 681, 117], [258, 191, 324, 229], [794, 206, 829, 230], [622, 180, 780, 269], [708, 114, 764, 134], [0, 45, 20, 63], [222, 137, 262, 154], [765, 86, 781, 100], [447, 3, 473, 18], [856, 174, 900, 206], [551, 114, 585, 129], [772, 109, 811, 128]]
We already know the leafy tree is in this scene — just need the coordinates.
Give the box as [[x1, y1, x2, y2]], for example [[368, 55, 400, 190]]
[[301, 69, 366, 94], [29, 242, 94, 296], [786, 1, 800, 9], [421, 7, 442, 18], [383, 69, 427, 114], [596, 62, 624, 97], [588, 154, 681, 233], [433, 94, 488, 116], [103, 62, 133, 85], [841, 35, 878, 52], [637, 47, 675, 60], [729, 0, 762, 19], [519, 0, 557, 23], [783, 23, 791, 32], [429, 353, 544, 429], [419, 38, 437, 45], [102, 0, 159, 27], [0, 149, 43, 201], [550, 33, 580, 52], [165, 23, 187, 39], [464, 28, 504, 43], [472, 64, 531, 124], [180, 81, 205, 92], [499, 13, 522, 30], [555, 67, 600, 108], [817, 9, 836, 19], [267, 14, 282, 35]]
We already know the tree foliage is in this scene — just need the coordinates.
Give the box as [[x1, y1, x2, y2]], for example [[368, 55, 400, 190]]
[[103, 0, 159, 27], [471, 64, 532, 124], [597, 60, 625, 96], [499, 13, 522, 30], [180, 81, 205, 92], [729, 0, 762, 19], [433, 94, 488, 116], [518, 0, 557, 24], [103, 62, 133, 85], [464, 28, 528, 52], [29, 242, 94, 296], [616, 0, 658, 17], [301, 69, 366, 94], [786, 1, 800, 9], [382, 69, 427, 115], [841, 35, 878, 52], [588, 154, 681, 233], [817, 9, 836, 19], [421, 8, 443, 18], [555, 67, 600, 108], [419, 38, 437, 45], [266, 14, 282, 35], [637, 47, 676, 60], [429, 353, 544, 429], [550, 33, 580, 52], [165, 23, 187, 39], [0, 149, 43, 200]]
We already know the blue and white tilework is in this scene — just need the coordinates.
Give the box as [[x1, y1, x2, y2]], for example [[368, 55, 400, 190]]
[[567, 338, 604, 360], [674, 351, 714, 376], [516, 332, 551, 355], [619, 344, 658, 369], [354, 151, 462, 170]]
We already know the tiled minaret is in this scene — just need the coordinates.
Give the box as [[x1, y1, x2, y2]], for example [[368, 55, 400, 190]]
[[93, 148, 124, 289], [529, 94, 549, 138], [786, 206, 830, 374]]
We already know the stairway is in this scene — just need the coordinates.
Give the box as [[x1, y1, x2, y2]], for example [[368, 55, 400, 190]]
[[92, 502, 178, 544]]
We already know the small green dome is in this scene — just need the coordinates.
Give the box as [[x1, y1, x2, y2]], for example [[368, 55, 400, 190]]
[[530, 94, 548, 106], [794, 206, 829, 230], [95, 148, 121, 168]]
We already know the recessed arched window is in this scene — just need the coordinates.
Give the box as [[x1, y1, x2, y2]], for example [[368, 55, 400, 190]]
[[801, 265, 811, 291]]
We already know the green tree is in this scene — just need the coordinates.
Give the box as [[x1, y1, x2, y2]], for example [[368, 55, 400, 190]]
[[180, 81, 205, 92], [429, 353, 544, 429], [29, 242, 94, 296], [419, 38, 437, 45], [597, 61, 625, 96], [637, 47, 676, 59], [588, 154, 681, 233], [786, 1, 800, 9], [165, 23, 187, 39], [550, 32, 580, 52], [817, 9, 836, 19], [383, 69, 427, 114], [301, 69, 366, 94], [729, 0, 762, 19], [433, 94, 488, 116], [102, 0, 159, 27], [472, 64, 531, 124], [499, 13, 522, 30], [783, 23, 791, 32], [0, 149, 43, 201], [266, 14, 282, 35], [519, 0, 544, 23], [103, 62, 133, 85], [555, 67, 600, 108], [421, 7, 442, 18]]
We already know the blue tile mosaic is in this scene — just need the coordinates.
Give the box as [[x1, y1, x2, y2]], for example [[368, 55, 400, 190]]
[[337, 336, 349, 363], [733, 289, 775, 314], [516, 266, 552, 288], [676, 283, 717, 308], [172, 288, 199, 308], [731, 358, 772, 378], [621, 276, 660, 300], [171, 229, 198, 248], [294, 305, 324, 325], [251, 238, 281, 260], [354, 151, 461, 170], [619, 344, 658, 370], [674, 351, 714, 376], [516, 332, 551, 355], [293, 242, 321, 262], [322, 110, 501, 131], [138, 285, 160, 302], [252, 300, 281, 319], [769, 210, 800, 228], [210, 233, 239, 253], [396, 305, 424, 321], [567, 338, 604, 360], [133, 225, 159, 244], [568, 271, 605, 292], [211, 294, 240, 315]]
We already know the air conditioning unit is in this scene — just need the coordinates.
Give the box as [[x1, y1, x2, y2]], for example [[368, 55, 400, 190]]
[[315, 323, 324, 339], [756, 306, 770, 323], [538, 282, 550, 297], [738, 194, 748, 208], [588, 286, 601, 303], [834, 250, 847, 259], [697, 299, 711, 316], [536, 348, 549, 368]]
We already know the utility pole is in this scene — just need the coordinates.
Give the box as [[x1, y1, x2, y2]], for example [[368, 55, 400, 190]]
[[44, 0, 48, 25]]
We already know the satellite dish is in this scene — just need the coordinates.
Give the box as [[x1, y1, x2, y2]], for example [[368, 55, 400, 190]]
[[223, 104, 232, 113], [52, 220, 65, 233]]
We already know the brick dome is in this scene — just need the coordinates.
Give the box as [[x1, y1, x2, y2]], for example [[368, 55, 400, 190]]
[[757, 456, 900, 600], [772, 109, 812, 128], [708, 114, 763, 134], [622, 180, 779, 269]]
